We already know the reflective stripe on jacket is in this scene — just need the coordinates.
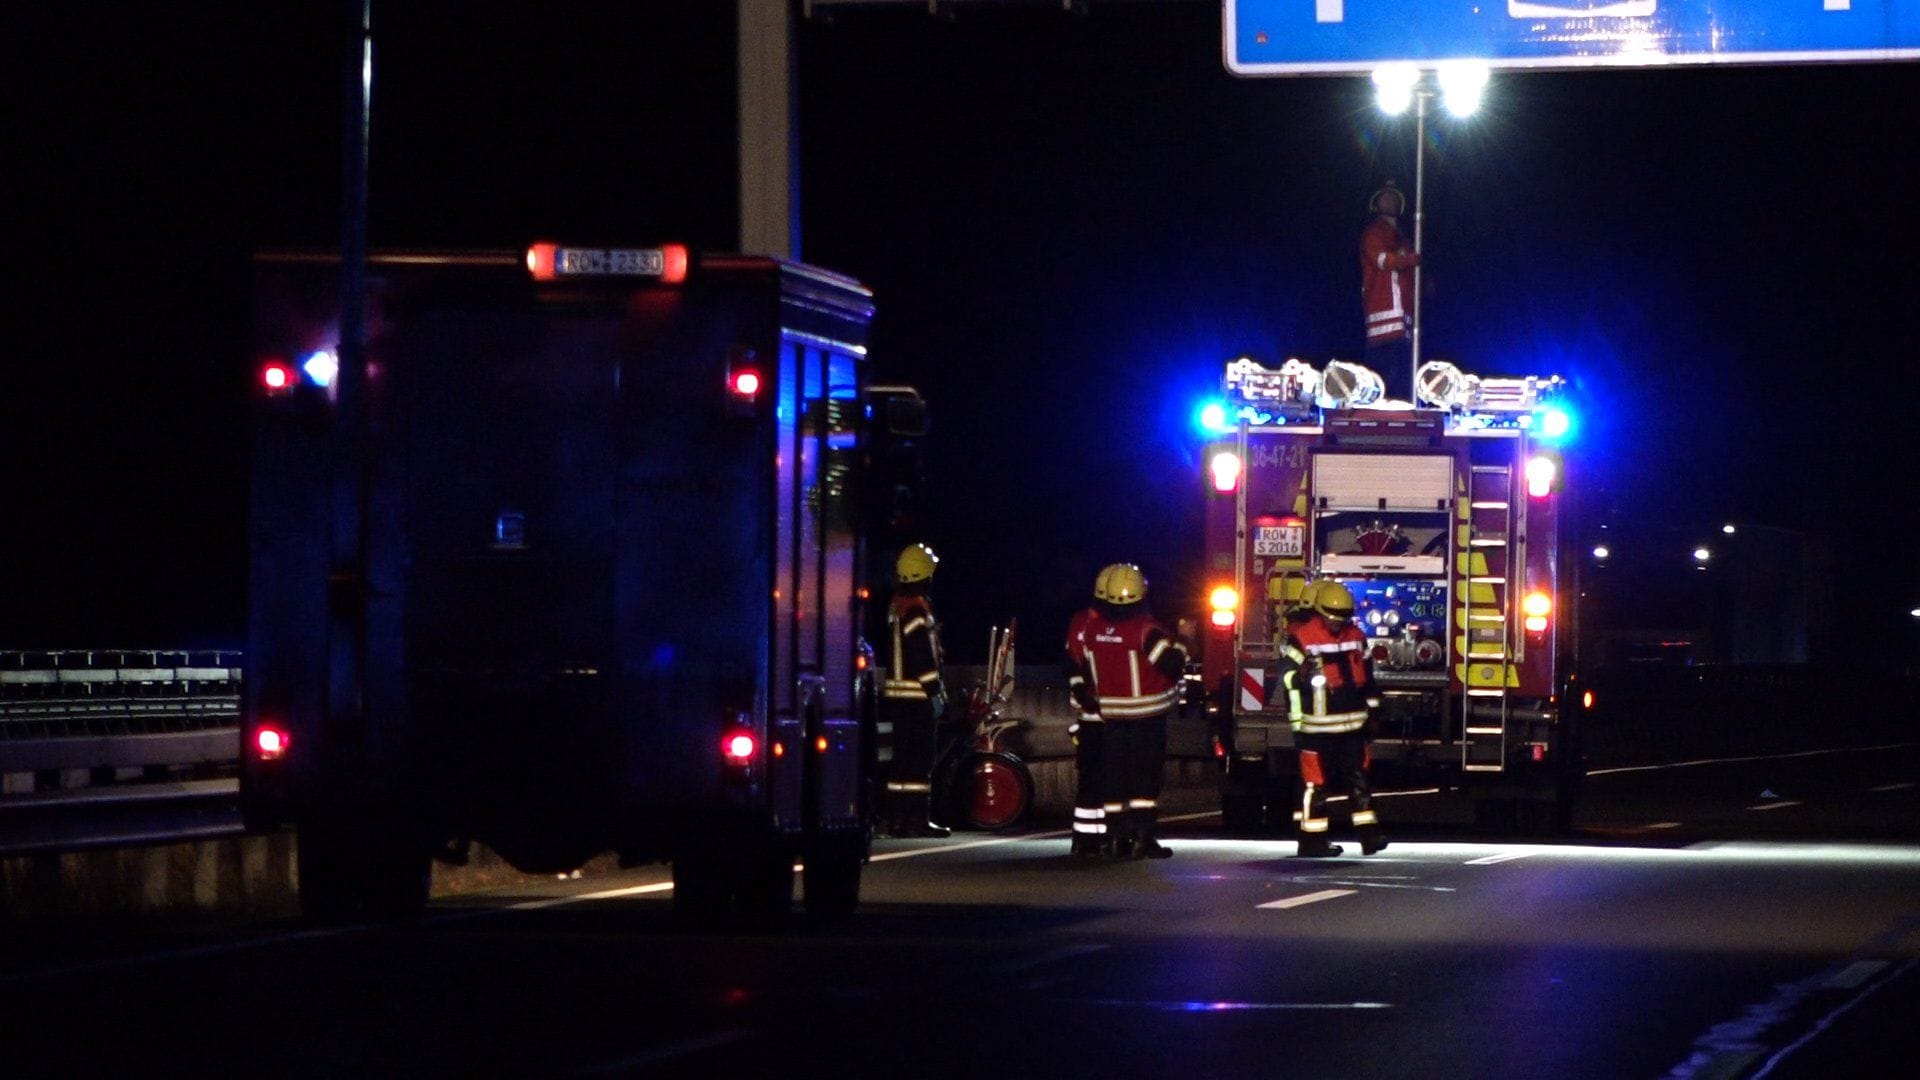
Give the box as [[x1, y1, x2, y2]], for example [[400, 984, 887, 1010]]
[[1065, 607, 1186, 719]]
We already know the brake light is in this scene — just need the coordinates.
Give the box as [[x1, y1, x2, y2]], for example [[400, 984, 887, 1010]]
[[730, 368, 762, 398], [659, 243, 690, 284], [253, 724, 290, 762], [1210, 451, 1242, 494], [1209, 585, 1239, 628], [1522, 591, 1552, 634], [526, 242, 559, 280], [260, 360, 295, 394], [723, 732, 757, 763], [1525, 455, 1557, 497]]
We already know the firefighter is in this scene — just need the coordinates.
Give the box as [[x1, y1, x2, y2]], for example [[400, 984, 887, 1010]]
[[1064, 563, 1189, 860], [880, 542, 949, 838], [1361, 181, 1421, 403], [1279, 580, 1388, 857]]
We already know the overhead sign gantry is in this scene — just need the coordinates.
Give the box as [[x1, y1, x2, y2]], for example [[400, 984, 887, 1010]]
[[1224, 0, 1920, 74]]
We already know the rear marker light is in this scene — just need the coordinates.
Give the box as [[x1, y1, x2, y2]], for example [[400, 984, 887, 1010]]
[[261, 362, 294, 393], [730, 369, 762, 398], [815, 736, 829, 754], [1209, 585, 1239, 628], [1210, 451, 1242, 494], [1526, 455, 1558, 498], [1522, 591, 1552, 634], [254, 726, 289, 762], [1582, 690, 1595, 711], [723, 732, 757, 763]]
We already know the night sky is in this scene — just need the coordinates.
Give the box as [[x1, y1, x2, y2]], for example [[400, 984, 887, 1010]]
[[8, 2, 1917, 664]]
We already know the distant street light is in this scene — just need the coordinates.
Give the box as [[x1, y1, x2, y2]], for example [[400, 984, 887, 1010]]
[[1592, 544, 1610, 561], [1692, 546, 1712, 566], [1372, 62, 1491, 378]]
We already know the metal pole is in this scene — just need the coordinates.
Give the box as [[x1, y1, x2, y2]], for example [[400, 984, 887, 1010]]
[[330, 0, 371, 742], [1411, 81, 1426, 390]]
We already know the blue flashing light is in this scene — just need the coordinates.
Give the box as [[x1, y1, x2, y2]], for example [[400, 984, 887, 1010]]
[[1197, 399, 1231, 435], [1538, 406, 1575, 442], [301, 349, 339, 389]]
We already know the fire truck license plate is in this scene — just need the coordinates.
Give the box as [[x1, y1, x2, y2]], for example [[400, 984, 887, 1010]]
[[557, 248, 666, 276], [1254, 523, 1304, 557]]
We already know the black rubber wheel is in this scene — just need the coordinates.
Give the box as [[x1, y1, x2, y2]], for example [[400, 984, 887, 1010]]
[[672, 854, 733, 928], [734, 848, 795, 930], [803, 833, 864, 923], [296, 821, 431, 921]]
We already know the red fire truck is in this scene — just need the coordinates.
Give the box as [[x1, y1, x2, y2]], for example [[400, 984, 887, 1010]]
[[242, 243, 925, 922], [1199, 357, 1588, 834]]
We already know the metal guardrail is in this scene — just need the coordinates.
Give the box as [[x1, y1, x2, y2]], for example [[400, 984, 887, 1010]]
[[2, 649, 242, 781]]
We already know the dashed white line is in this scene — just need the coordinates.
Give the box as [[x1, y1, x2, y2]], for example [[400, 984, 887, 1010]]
[[1868, 782, 1916, 794], [1748, 801, 1803, 812], [1466, 851, 1534, 866], [574, 1029, 756, 1075], [1259, 888, 1357, 909]]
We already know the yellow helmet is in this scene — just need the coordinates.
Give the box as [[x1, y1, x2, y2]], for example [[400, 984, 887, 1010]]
[[1094, 563, 1148, 605], [1291, 579, 1323, 612], [895, 543, 938, 584], [1313, 580, 1355, 621]]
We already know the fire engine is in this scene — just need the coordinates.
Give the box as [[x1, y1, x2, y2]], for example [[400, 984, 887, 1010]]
[[1199, 357, 1588, 834], [243, 243, 926, 922]]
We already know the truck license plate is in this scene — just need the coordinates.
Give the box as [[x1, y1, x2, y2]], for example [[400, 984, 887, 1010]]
[[1254, 523, 1304, 557]]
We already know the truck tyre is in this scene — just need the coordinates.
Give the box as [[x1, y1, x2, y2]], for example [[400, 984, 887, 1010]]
[[297, 821, 431, 921], [735, 848, 795, 930], [803, 832, 864, 922], [1221, 789, 1265, 833], [672, 855, 732, 929]]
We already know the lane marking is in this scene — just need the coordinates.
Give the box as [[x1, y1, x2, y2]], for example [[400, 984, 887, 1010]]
[[1466, 851, 1534, 865], [1259, 888, 1357, 909], [1748, 801, 1802, 812], [1588, 742, 1920, 779], [508, 880, 676, 910], [1824, 959, 1887, 990], [1752, 956, 1920, 1079], [574, 1029, 756, 1075], [1868, 782, 1916, 793], [1311, 878, 1454, 892], [991, 943, 1110, 973], [1069, 998, 1391, 1012]]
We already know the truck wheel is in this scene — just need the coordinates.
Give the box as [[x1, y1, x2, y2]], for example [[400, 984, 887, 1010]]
[[672, 855, 732, 928], [803, 833, 864, 923], [296, 823, 357, 921], [297, 821, 431, 921], [734, 849, 794, 930], [1471, 797, 1519, 834], [961, 752, 1033, 831], [1221, 791, 1263, 833]]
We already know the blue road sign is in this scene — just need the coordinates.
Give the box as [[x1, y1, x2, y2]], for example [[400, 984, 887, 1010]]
[[1224, 0, 1920, 74]]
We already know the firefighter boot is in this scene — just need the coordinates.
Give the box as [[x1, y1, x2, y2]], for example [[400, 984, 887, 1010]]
[[1137, 826, 1173, 860], [1359, 826, 1388, 856], [1109, 815, 1138, 861], [1296, 838, 1345, 858]]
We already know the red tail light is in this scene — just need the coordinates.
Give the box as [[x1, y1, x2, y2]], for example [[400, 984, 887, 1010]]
[[253, 724, 290, 762], [260, 361, 295, 395], [722, 732, 757, 764]]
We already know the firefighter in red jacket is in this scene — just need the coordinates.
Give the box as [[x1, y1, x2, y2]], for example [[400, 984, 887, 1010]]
[[1064, 563, 1188, 860], [881, 543, 949, 838], [1279, 580, 1388, 857], [1361, 181, 1421, 402]]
